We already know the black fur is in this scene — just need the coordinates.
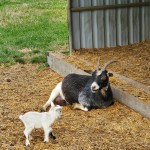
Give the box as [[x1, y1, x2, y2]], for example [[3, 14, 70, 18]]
[[49, 132, 56, 140], [62, 71, 114, 109], [62, 74, 90, 104]]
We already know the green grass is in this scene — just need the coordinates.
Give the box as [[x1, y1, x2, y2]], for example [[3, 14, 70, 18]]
[[0, 0, 68, 65]]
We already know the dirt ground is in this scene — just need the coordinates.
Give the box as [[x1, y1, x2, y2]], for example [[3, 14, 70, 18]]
[[0, 64, 150, 150]]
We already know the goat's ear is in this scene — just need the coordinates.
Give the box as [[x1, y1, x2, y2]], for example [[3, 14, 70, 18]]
[[107, 72, 113, 77], [84, 70, 94, 74], [55, 106, 62, 111]]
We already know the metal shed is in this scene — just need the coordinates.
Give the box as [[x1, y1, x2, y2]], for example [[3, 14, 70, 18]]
[[68, 0, 150, 50]]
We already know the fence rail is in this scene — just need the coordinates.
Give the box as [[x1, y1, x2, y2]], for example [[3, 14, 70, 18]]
[[68, 0, 150, 50]]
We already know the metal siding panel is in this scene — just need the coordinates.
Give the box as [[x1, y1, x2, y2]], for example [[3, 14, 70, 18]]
[[109, 0, 117, 47], [92, 0, 98, 48], [140, 0, 145, 41], [80, 0, 93, 48], [144, 3, 148, 39], [71, 0, 149, 49], [116, 0, 122, 46], [92, 0, 105, 48], [144, 0, 150, 40], [121, 0, 129, 45], [72, 0, 80, 49], [145, 0, 150, 39], [128, 0, 134, 44], [97, 0, 105, 48], [148, 6, 150, 39], [133, 0, 140, 43], [104, 0, 110, 47]]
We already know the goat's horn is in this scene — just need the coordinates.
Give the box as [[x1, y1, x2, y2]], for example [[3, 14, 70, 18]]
[[96, 57, 100, 71], [101, 60, 118, 71]]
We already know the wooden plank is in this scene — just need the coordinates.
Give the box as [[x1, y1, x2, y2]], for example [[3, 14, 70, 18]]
[[47, 52, 150, 120], [111, 86, 150, 120], [80, 0, 93, 48], [47, 52, 89, 77], [71, 2, 150, 12], [72, 0, 80, 50], [111, 71, 150, 94]]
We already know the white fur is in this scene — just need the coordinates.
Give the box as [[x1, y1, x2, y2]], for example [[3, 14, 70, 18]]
[[72, 103, 88, 111], [42, 82, 65, 111], [19, 105, 62, 146], [91, 81, 100, 93], [96, 70, 102, 76]]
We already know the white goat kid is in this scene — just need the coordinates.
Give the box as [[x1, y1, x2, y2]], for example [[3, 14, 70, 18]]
[[19, 105, 62, 146]]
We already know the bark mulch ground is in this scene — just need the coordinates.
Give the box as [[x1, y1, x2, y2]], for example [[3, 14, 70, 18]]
[[0, 64, 150, 150]]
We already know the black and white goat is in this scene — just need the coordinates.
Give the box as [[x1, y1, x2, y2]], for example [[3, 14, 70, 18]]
[[42, 60, 117, 111]]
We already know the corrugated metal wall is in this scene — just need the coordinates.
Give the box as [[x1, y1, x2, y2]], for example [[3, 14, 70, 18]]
[[69, 0, 150, 50]]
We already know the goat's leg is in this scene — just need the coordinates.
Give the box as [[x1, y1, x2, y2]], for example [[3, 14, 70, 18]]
[[49, 132, 56, 140], [42, 82, 62, 111], [24, 127, 33, 146], [29, 135, 33, 140], [72, 103, 88, 111], [43, 127, 52, 142]]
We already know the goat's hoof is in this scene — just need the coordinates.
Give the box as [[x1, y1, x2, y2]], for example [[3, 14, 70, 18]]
[[49, 133, 56, 140], [44, 140, 49, 143], [51, 139, 57, 144], [40, 107, 45, 112], [52, 136, 56, 140], [83, 107, 88, 111], [72, 103, 77, 109], [29, 135, 33, 140], [25, 142, 30, 147]]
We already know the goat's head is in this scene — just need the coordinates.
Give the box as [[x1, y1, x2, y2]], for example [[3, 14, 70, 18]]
[[91, 60, 117, 93], [50, 105, 62, 117]]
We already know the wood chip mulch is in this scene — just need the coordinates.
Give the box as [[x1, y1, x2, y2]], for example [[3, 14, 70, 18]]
[[0, 64, 150, 150]]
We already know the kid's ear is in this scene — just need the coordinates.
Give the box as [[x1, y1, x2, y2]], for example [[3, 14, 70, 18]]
[[107, 72, 113, 77], [56, 108, 62, 112], [56, 106, 62, 111]]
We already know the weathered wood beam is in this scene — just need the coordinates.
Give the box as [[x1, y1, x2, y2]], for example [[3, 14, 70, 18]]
[[71, 2, 150, 12]]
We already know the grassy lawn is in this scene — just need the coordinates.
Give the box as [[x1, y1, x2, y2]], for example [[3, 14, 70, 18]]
[[0, 0, 68, 65]]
